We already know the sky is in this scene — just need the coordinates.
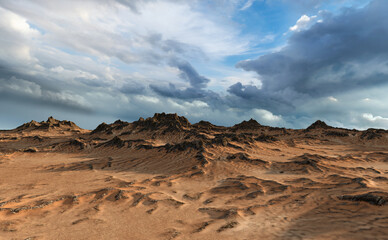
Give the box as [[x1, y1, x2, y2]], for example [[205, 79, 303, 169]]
[[1, 0, 388, 130]]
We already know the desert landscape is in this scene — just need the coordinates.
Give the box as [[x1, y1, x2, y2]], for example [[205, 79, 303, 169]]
[[0, 113, 387, 239], [2, 0, 388, 239]]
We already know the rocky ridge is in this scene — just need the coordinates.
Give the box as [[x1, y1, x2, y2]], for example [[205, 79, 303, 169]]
[[1, 113, 388, 239]]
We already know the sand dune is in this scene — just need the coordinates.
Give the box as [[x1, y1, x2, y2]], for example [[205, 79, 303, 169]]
[[1, 114, 388, 239]]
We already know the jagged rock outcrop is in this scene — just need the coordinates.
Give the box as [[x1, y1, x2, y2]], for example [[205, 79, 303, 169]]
[[133, 113, 191, 132], [193, 121, 217, 130], [68, 139, 88, 150], [325, 131, 349, 137], [232, 119, 262, 130], [90, 120, 130, 135], [91, 122, 111, 134], [338, 192, 388, 206], [306, 120, 331, 130], [360, 128, 385, 140], [16, 116, 81, 132], [255, 134, 278, 142], [98, 136, 126, 148]]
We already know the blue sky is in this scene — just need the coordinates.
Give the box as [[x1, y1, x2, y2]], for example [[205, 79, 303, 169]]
[[1, 0, 388, 129]]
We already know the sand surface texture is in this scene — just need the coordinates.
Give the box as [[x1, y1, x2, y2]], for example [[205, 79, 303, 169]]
[[0, 114, 388, 239]]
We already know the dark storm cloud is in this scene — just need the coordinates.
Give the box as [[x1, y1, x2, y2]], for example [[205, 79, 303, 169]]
[[150, 59, 212, 99], [170, 59, 210, 89], [226, 82, 295, 113], [236, 0, 388, 109], [227, 82, 261, 99], [151, 0, 388, 120], [150, 83, 208, 99], [119, 81, 146, 94]]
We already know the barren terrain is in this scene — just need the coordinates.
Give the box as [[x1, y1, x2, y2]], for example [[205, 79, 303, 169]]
[[1, 114, 388, 239]]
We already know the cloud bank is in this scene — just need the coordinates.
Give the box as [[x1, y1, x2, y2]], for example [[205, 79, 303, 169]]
[[235, 0, 388, 128], [0, 0, 388, 130]]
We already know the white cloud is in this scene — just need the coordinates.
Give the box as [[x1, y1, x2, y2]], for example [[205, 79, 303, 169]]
[[184, 100, 209, 108], [135, 95, 160, 104], [362, 113, 388, 123], [2, 1, 250, 62], [0, 77, 42, 96], [327, 96, 338, 102], [0, 7, 39, 36], [0, 7, 40, 63], [240, 0, 256, 10], [359, 113, 388, 129], [50, 66, 64, 73], [252, 108, 282, 122], [0, 76, 91, 110], [45, 91, 90, 108], [0, 0, 254, 108], [289, 14, 317, 32]]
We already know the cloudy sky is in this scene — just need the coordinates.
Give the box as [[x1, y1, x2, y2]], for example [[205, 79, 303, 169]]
[[1, 0, 388, 129]]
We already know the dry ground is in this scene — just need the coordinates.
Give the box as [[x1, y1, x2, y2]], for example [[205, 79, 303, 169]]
[[0, 114, 387, 239]]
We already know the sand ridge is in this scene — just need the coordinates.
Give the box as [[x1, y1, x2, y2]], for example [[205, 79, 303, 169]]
[[0, 114, 388, 239]]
